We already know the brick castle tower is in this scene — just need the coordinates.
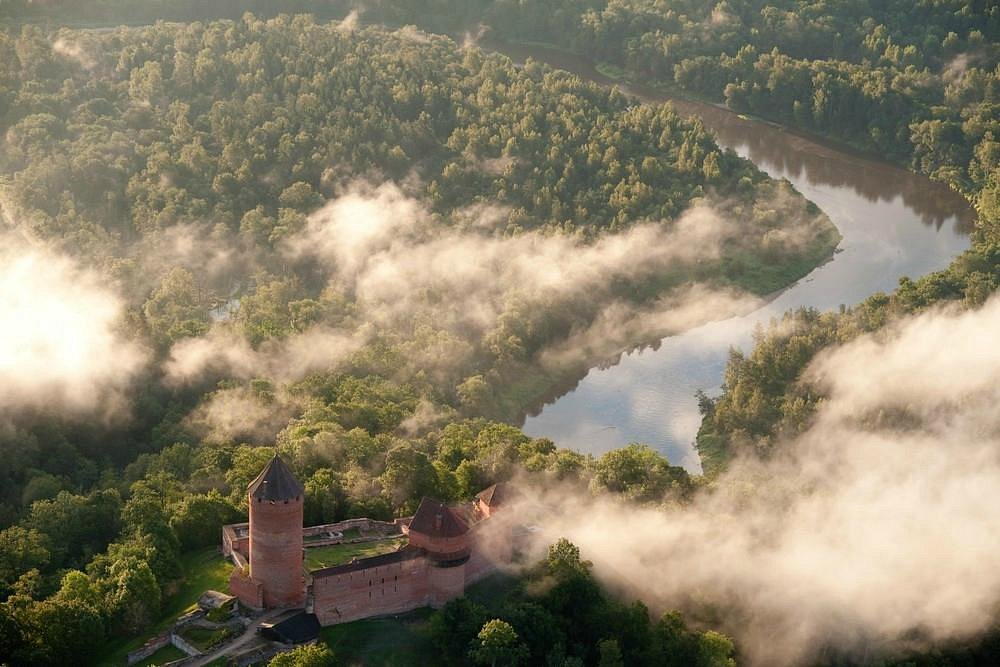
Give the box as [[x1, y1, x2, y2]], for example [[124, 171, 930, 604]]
[[246, 454, 305, 608], [406, 498, 470, 606]]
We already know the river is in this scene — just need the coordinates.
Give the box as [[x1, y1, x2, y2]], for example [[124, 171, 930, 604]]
[[49, 20, 976, 471], [493, 42, 976, 472]]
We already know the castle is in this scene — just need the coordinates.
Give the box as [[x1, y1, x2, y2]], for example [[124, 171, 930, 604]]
[[221, 455, 516, 625]]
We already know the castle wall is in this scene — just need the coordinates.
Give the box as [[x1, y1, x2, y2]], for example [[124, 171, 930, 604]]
[[426, 559, 467, 607], [230, 567, 263, 609], [311, 557, 432, 625], [464, 544, 494, 585], [222, 523, 249, 558], [226, 458, 517, 625], [250, 496, 305, 608]]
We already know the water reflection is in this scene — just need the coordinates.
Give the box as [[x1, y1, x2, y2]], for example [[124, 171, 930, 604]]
[[500, 42, 974, 471]]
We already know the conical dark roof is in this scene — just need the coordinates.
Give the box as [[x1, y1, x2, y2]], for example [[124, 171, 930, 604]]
[[248, 454, 303, 502]]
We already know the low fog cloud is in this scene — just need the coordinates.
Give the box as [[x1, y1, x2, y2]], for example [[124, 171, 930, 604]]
[[185, 386, 299, 444], [0, 236, 146, 420], [165, 325, 369, 385], [337, 9, 362, 34], [137, 222, 242, 293], [538, 284, 762, 369], [943, 52, 973, 82], [514, 295, 1000, 665], [51, 33, 97, 70], [287, 181, 760, 366], [462, 23, 489, 50], [172, 179, 817, 437]]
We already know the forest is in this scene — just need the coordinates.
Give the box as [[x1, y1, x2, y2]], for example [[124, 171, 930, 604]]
[[0, 1, 997, 666], [0, 12, 830, 666]]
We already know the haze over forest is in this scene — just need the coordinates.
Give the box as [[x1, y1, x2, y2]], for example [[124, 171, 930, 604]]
[[0, 1, 997, 666]]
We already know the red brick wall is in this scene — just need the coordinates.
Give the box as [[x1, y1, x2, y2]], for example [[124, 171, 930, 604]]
[[307, 510, 524, 626], [249, 496, 305, 608], [407, 530, 469, 556], [230, 567, 263, 609], [227, 534, 249, 558], [311, 554, 474, 625], [312, 557, 433, 625], [426, 560, 466, 607]]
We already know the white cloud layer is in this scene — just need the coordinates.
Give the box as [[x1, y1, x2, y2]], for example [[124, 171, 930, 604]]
[[514, 295, 1000, 665], [285, 181, 759, 355], [0, 237, 147, 419]]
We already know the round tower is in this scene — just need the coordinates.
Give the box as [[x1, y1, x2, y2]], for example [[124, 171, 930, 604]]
[[407, 498, 470, 607], [248, 454, 306, 608]]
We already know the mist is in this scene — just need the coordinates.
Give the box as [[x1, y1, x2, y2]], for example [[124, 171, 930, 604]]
[[165, 325, 369, 385], [337, 9, 362, 33], [511, 295, 1000, 665], [184, 385, 300, 444], [137, 222, 244, 295], [165, 179, 823, 438], [286, 181, 780, 361], [0, 236, 147, 421]]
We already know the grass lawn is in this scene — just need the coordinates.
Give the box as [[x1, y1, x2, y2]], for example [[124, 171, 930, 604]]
[[132, 643, 186, 667], [179, 626, 232, 651], [304, 527, 363, 543], [96, 548, 233, 666], [320, 608, 436, 666], [305, 537, 407, 571]]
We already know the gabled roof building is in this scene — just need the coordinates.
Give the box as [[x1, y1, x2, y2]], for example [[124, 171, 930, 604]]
[[224, 456, 517, 626]]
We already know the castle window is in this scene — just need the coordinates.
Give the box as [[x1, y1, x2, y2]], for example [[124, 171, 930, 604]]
[[368, 591, 371, 598]]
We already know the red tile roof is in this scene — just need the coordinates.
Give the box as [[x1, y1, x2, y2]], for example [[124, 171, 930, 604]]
[[476, 482, 515, 508], [408, 497, 469, 538]]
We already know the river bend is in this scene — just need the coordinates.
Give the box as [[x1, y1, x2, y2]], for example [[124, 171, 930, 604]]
[[499, 43, 975, 471]]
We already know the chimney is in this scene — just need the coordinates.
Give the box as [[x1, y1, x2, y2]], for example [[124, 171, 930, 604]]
[[434, 513, 443, 531]]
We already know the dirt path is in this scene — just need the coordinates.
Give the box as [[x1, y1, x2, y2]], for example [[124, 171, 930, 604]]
[[188, 607, 289, 667]]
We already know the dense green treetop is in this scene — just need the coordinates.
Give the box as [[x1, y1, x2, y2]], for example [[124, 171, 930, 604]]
[[0, 2, 994, 664]]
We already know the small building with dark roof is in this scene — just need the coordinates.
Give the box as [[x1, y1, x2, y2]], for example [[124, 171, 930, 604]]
[[474, 482, 517, 519], [258, 610, 321, 644]]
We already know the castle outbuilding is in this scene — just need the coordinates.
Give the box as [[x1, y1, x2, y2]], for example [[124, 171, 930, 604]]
[[223, 455, 517, 624]]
